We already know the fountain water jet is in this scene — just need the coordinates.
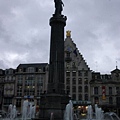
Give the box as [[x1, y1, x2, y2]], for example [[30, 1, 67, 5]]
[[64, 100, 73, 120]]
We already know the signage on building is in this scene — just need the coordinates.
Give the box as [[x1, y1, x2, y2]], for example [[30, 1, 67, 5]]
[[24, 95, 34, 99], [72, 100, 91, 105], [102, 86, 106, 100]]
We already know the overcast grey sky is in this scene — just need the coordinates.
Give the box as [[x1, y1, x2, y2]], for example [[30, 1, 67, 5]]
[[0, 0, 120, 74]]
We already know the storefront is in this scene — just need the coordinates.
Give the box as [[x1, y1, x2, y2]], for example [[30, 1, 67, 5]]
[[72, 100, 92, 118]]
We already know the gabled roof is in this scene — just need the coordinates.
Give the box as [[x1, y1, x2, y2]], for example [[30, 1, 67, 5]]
[[111, 66, 120, 73], [64, 31, 90, 71]]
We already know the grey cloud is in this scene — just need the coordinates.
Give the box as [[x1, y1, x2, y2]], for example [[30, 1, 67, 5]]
[[0, 0, 120, 73]]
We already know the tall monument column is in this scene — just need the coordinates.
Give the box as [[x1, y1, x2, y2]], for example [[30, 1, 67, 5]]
[[48, 12, 67, 94], [38, 1, 70, 120]]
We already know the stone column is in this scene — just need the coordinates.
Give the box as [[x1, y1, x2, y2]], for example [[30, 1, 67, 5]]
[[48, 15, 67, 94]]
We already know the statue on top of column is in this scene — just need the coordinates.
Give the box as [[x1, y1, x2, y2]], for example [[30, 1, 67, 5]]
[[54, 0, 64, 16]]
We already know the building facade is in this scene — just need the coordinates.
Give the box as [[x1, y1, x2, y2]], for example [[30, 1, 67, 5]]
[[2, 68, 15, 111], [90, 67, 120, 116], [0, 69, 4, 109], [14, 63, 49, 112], [64, 31, 92, 108]]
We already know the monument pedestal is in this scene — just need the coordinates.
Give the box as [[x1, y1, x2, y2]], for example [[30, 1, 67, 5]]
[[39, 93, 70, 120]]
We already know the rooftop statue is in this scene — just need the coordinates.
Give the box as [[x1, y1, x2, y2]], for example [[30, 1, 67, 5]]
[[54, 0, 64, 16]]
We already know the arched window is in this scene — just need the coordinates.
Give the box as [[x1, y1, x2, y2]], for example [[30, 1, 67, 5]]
[[78, 86, 82, 92], [85, 94, 88, 101], [72, 86, 76, 92], [78, 94, 82, 100], [72, 94, 76, 100], [72, 78, 76, 84], [94, 87, 98, 94], [78, 78, 82, 84], [66, 78, 70, 84], [109, 87, 112, 95], [85, 86, 88, 93]]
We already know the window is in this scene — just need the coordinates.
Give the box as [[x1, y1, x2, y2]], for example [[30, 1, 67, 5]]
[[23, 68, 26, 72], [17, 86, 22, 96], [66, 52, 70, 57], [72, 78, 76, 84], [94, 87, 98, 94], [66, 63, 70, 69], [78, 78, 82, 84], [19, 68, 22, 72], [37, 99, 40, 105], [66, 78, 70, 84], [72, 86, 76, 92], [109, 97, 113, 104], [72, 71, 76, 76], [66, 85, 70, 91], [17, 78, 22, 85], [85, 86, 88, 93], [85, 94, 88, 101], [27, 67, 35, 73], [16, 99, 21, 107], [66, 86, 70, 94], [84, 71, 88, 76], [78, 94, 82, 100], [72, 94, 76, 100], [24, 77, 36, 96], [78, 86, 82, 92], [94, 97, 99, 104], [18, 75, 23, 80], [4, 98, 12, 105], [116, 97, 120, 105], [78, 71, 82, 76], [109, 87, 112, 95], [84, 78, 88, 84], [72, 62, 76, 68], [116, 87, 120, 95], [37, 86, 43, 96], [66, 71, 70, 76]]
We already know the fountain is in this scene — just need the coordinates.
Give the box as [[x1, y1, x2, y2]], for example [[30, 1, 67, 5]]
[[80, 104, 120, 120], [22, 99, 29, 120], [6, 104, 17, 119], [87, 105, 93, 120], [50, 112, 54, 120], [21, 99, 36, 120], [104, 112, 120, 120], [0, 99, 36, 120], [64, 100, 73, 120], [60, 100, 120, 120]]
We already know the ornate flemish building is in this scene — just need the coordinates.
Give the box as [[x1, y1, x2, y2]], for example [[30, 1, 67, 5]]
[[64, 31, 92, 106]]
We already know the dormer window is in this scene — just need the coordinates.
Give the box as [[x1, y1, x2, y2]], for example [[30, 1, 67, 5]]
[[19, 68, 22, 72], [38, 68, 42, 72]]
